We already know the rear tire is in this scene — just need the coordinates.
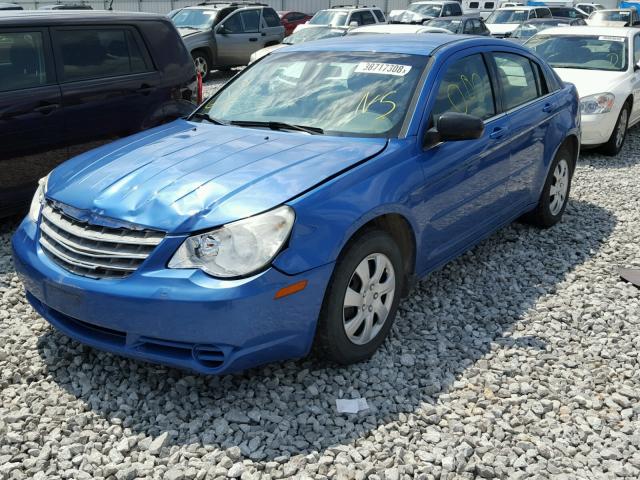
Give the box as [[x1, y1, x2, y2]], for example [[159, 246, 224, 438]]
[[314, 229, 404, 365], [191, 50, 211, 81], [522, 146, 573, 228], [599, 103, 629, 156]]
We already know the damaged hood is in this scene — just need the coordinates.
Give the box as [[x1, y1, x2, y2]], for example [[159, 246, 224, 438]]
[[177, 27, 204, 37], [47, 120, 387, 233]]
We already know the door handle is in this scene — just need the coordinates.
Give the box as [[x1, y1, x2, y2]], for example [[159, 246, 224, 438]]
[[542, 102, 556, 113], [489, 126, 508, 139], [261, 32, 266, 36], [33, 103, 60, 115], [249, 37, 258, 42], [136, 84, 155, 95]]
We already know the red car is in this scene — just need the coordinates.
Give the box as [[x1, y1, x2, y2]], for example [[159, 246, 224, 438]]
[[278, 10, 312, 35]]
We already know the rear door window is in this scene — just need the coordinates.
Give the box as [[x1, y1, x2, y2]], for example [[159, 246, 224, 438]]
[[360, 10, 376, 25], [0, 30, 50, 92], [373, 9, 386, 22], [492, 52, 540, 110], [240, 9, 261, 32], [262, 8, 281, 27], [54, 28, 152, 82]]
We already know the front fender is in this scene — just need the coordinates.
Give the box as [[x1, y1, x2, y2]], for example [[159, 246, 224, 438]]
[[273, 140, 424, 275]]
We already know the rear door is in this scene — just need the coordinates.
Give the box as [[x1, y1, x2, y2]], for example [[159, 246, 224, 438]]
[[215, 9, 262, 65], [51, 25, 161, 155], [490, 51, 558, 207], [0, 27, 64, 212], [631, 34, 640, 124], [418, 51, 513, 266], [261, 7, 285, 43]]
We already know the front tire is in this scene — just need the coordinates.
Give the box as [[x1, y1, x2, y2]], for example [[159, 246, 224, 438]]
[[314, 230, 404, 365], [599, 104, 629, 156], [523, 146, 573, 228]]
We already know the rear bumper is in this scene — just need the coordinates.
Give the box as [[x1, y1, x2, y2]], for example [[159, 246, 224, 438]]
[[12, 218, 334, 374]]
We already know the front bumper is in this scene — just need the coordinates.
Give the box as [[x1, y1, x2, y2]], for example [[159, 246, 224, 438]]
[[580, 111, 618, 146], [12, 218, 334, 374]]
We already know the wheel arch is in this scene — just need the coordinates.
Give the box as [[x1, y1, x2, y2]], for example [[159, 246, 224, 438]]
[[337, 212, 417, 297]]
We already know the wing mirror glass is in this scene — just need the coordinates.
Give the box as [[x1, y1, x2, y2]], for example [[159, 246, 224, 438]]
[[424, 112, 485, 147]]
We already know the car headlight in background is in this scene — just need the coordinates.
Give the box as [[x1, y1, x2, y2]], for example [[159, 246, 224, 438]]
[[28, 174, 50, 223], [580, 93, 615, 115], [168, 205, 295, 278]]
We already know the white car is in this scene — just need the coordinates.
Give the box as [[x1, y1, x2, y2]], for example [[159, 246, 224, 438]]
[[348, 23, 454, 35], [295, 6, 385, 32], [526, 26, 640, 155], [485, 6, 552, 37], [388, 1, 462, 24], [586, 8, 640, 27], [574, 3, 605, 17], [249, 26, 348, 64]]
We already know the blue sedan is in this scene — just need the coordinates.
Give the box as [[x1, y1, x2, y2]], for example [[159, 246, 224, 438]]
[[12, 34, 580, 374]]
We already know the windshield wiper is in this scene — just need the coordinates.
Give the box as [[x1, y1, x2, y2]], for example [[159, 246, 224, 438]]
[[229, 120, 324, 135], [190, 112, 228, 125]]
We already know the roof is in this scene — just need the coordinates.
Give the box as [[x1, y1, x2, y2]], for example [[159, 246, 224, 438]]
[[428, 13, 483, 19], [412, 1, 460, 4], [282, 32, 518, 55], [350, 24, 431, 33], [0, 10, 166, 22], [540, 25, 639, 36], [522, 17, 573, 23]]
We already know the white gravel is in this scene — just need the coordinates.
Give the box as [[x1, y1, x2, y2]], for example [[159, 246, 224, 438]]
[[1, 115, 639, 479]]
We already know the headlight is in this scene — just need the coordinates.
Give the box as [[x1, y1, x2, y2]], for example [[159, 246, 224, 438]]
[[580, 93, 615, 115], [168, 205, 295, 278], [28, 174, 49, 223]]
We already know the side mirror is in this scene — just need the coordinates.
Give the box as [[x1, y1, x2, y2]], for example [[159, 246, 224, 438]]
[[422, 19, 430, 25], [635, 61, 640, 71], [633, 20, 640, 26], [424, 112, 484, 147], [349, 21, 359, 28], [217, 24, 229, 34]]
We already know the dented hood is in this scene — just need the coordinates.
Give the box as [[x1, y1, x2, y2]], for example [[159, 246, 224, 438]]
[[47, 120, 387, 234]]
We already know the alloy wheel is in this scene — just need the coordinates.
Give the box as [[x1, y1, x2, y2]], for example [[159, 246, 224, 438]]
[[549, 158, 569, 216], [193, 56, 208, 77], [342, 253, 396, 345], [615, 108, 628, 150]]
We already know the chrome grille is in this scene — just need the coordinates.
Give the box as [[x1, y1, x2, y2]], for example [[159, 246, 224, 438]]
[[39, 203, 165, 279]]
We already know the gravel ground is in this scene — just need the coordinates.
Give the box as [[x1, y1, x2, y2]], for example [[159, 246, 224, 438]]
[[1, 88, 639, 479]]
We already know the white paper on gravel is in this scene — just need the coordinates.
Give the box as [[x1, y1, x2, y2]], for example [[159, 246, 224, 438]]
[[336, 398, 369, 414]]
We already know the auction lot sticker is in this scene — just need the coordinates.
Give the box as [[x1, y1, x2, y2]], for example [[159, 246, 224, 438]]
[[355, 62, 412, 76]]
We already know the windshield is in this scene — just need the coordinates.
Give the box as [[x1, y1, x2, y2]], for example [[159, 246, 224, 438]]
[[590, 10, 631, 23], [284, 27, 345, 44], [198, 51, 428, 138], [408, 4, 443, 17], [426, 18, 462, 32], [526, 35, 628, 71], [172, 8, 218, 29], [309, 10, 349, 26], [486, 9, 528, 24]]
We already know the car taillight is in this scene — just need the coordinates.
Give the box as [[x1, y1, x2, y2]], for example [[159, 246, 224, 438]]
[[197, 72, 203, 104]]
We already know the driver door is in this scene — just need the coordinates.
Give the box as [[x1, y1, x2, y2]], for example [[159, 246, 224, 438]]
[[632, 34, 640, 124], [215, 9, 261, 66]]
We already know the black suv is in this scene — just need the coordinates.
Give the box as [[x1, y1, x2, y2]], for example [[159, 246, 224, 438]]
[[0, 11, 197, 217]]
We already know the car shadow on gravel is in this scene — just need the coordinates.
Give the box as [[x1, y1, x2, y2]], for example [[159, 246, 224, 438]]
[[36, 198, 615, 462]]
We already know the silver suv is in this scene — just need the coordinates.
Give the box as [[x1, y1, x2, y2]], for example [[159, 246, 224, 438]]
[[296, 5, 386, 32], [170, 2, 284, 79]]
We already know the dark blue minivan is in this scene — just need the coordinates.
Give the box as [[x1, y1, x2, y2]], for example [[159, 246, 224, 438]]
[[0, 11, 197, 217]]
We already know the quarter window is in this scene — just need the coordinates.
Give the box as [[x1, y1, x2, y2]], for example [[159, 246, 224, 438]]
[[431, 54, 495, 122], [56, 29, 150, 82], [493, 52, 539, 110], [373, 9, 386, 22], [0, 31, 49, 92]]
